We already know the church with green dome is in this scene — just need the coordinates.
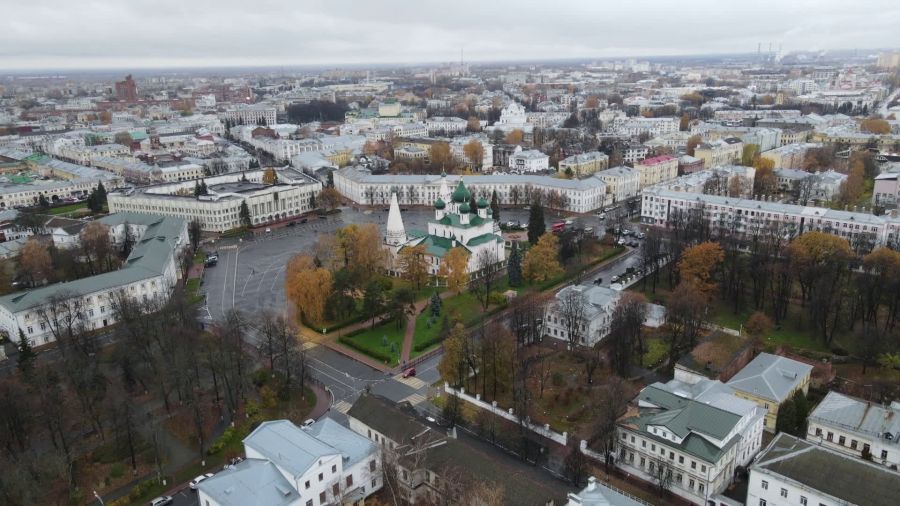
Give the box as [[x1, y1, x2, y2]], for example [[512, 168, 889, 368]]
[[384, 173, 506, 278]]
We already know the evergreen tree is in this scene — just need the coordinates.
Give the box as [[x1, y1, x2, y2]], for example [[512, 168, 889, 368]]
[[469, 193, 477, 213], [239, 201, 252, 228], [194, 180, 202, 197], [490, 190, 500, 221], [430, 292, 442, 318], [16, 328, 37, 378], [507, 242, 523, 287], [527, 202, 546, 245], [38, 194, 50, 208]]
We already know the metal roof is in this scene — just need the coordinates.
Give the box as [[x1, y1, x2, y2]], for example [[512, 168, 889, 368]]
[[726, 353, 812, 403], [807, 391, 900, 443], [243, 420, 340, 478]]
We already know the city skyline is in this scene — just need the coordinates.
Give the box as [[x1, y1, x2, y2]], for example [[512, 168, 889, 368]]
[[2, 0, 899, 70]]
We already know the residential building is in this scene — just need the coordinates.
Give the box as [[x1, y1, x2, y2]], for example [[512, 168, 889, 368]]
[[760, 143, 820, 170], [617, 380, 765, 505], [773, 168, 812, 191], [806, 391, 900, 469], [197, 419, 381, 506], [874, 171, 900, 209], [115, 74, 138, 102], [633, 155, 678, 189], [544, 284, 620, 347], [425, 116, 467, 135], [333, 167, 609, 213], [509, 147, 550, 173], [384, 178, 505, 277], [613, 117, 679, 137], [346, 394, 569, 506], [809, 169, 847, 201], [559, 151, 610, 177], [747, 433, 900, 506], [0, 214, 187, 346], [694, 138, 743, 168], [107, 168, 322, 232], [678, 155, 704, 175], [221, 104, 277, 126], [640, 188, 900, 251], [726, 353, 813, 431], [622, 145, 650, 165], [596, 166, 640, 204]]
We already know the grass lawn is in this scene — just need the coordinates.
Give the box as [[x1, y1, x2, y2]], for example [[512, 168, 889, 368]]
[[46, 201, 90, 216], [642, 337, 668, 368], [340, 320, 405, 366], [185, 278, 203, 304]]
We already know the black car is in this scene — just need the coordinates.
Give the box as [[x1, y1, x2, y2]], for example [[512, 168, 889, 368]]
[[286, 221, 296, 227], [593, 277, 603, 285], [300, 218, 308, 224]]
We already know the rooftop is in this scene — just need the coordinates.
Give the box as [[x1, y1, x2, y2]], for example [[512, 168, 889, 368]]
[[807, 391, 900, 443], [726, 353, 813, 403]]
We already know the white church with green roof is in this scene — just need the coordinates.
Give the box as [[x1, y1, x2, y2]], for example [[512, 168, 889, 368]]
[[385, 173, 505, 277]]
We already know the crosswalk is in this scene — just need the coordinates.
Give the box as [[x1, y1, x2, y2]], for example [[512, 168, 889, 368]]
[[301, 341, 318, 351], [401, 393, 427, 406], [334, 400, 352, 413], [394, 375, 427, 389]]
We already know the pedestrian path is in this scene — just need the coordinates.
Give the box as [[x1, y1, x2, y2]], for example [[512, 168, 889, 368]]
[[334, 400, 353, 413], [394, 374, 427, 389], [301, 341, 318, 350], [401, 393, 427, 406]]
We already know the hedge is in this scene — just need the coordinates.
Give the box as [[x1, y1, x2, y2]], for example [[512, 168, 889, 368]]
[[339, 336, 394, 363], [413, 335, 443, 353]]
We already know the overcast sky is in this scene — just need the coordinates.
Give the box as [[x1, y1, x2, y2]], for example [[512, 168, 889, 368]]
[[2, 0, 899, 70]]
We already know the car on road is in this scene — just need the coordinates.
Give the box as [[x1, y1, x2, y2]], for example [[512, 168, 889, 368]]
[[616, 238, 626, 246], [610, 275, 620, 283], [629, 240, 639, 247], [265, 228, 272, 233], [300, 218, 308, 224], [149, 496, 173, 506], [287, 221, 296, 227], [402, 367, 416, 378], [636, 232, 646, 239], [593, 277, 603, 285], [190, 473, 215, 490], [205, 255, 218, 267], [302, 419, 315, 428]]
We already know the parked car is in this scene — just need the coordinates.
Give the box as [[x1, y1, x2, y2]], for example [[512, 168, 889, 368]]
[[190, 473, 215, 490], [611, 275, 620, 283], [302, 419, 315, 428], [205, 255, 218, 267], [286, 221, 296, 227], [265, 228, 272, 233], [402, 367, 416, 378], [149, 496, 173, 506], [593, 277, 603, 285], [300, 218, 308, 224]]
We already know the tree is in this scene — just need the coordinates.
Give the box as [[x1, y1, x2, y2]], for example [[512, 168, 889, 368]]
[[527, 202, 546, 245], [430, 292, 442, 318], [558, 289, 587, 349], [741, 144, 760, 166], [430, 142, 452, 169], [665, 282, 707, 357], [334, 224, 388, 282], [18, 237, 53, 287], [753, 165, 777, 196], [193, 179, 208, 196], [262, 168, 278, 184], [860, 118, 891, 135], [504, 129, 524, 145], [471, 248, 503, 312], [317, 187, 341, 212], [590, 377, 630, 470], [188, 219, 202, 252], [463, 140, 484, 170], [608, 292, 649, 375], [507, 242, 523, 287], [362, 281, 385, 329], [440, 247, 470, 292], [743, 312, 773, 341], [80, 220, 114, 274], [837, 160, 865, 206], [114, 131, 133, 147], [239, 201, 252, 228], [563, 441, 589, 486], [285, 254, 332, 326], [397, 243, 429, 290], [16, 329, 37, 378], [37, 194, 49, 208], [438, 322, 467, 387], [686, 134, 702, 156], [788, 232, 853, 343], [466, 116, 481, 132], [650, 456, 674, 498], [490, 190, 500, 221], [677, 241, 724, 299], [523, 233, 563, 283]]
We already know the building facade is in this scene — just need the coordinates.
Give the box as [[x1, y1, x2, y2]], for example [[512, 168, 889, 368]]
[[633, 155, 678, 189], [806, 391, 900, 469]]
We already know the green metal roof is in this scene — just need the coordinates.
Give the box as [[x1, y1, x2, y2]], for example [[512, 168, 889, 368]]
[[466, 233, 502, 247], [436, 212, 487, 228]]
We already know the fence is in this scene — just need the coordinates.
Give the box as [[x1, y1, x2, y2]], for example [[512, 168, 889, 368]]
[[443, 383, 569, 446]]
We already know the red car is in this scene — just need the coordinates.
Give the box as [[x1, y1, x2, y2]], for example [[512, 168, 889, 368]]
[[402, 367, 416, 378]]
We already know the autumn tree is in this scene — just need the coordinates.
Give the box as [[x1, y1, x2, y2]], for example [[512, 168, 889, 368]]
[[79, 221, 114, 275], [317, 187, 342, 212], [665, 282, 707, 357], [397, 243, 429, 290], [677, 241, 724, 299], [285, 254, 333, 326], [463, 139, 484, 170], [686, 134, 702, 156], [504, 129, 524, 145], [788, 232, 854, 343], [743, 311, 773, 348], [440, 247, 470, 292], [262, 167, 278, 184], [438, 322, 468, 387], [860, 118, 891, 135], [113, 131, 132, 147], [18, 237, 53, 287], [608, 292, 649, 375], [753, 165, 777, 196], [837, 159, 865, 206], [335, 224, 388, 282], [523, 232, 563, 283], [466, 116, 481, 132], [741, 144, 760, 166], [430, 141, 452, 169]]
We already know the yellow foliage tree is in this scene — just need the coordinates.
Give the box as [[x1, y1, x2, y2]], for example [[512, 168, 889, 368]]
[[285, 254, 333, 326], [504, 129, 524, 145], [463, 140, 484, 169], [686, 135, 702, 156], [752, 155, 775, 171], [440, 247, 470, 293], [860, 118, 891, 135], [398, 243, 429, 290], [335, 224, 388, 281], [262, 168, 277, 184], [430, 142, 452, 168], [438, 322, 467, 386], [677, 241, 724, 299], [523, 233, 563, 283]]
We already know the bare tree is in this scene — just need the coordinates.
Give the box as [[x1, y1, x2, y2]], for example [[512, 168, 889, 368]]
[[471, 248, 504, 312], [558, 289, 587, 349], [590, 377, 629, 471], [608, 292, 649, 376]]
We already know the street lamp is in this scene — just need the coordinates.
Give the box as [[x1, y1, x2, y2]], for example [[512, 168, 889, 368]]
[[93, 490, 104, 506]]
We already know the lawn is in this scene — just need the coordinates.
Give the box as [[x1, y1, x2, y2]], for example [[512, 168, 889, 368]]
[[47, 201, 89, 215], [642, 337, 668, 368], [340, 320, 406, 366]]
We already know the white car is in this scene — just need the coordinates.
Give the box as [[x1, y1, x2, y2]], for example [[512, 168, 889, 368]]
[[149, 496, 173, 506], [189, 473, 214, 490], [302, 419, 316, 428]]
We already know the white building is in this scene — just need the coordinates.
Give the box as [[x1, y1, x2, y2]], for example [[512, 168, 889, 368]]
[[221, 104, 277, 126], [198, 419, 381, 506], [617, 380, 765, 505], [613, 117, 679, 137], [0, 214, 187, 346], [108, 168, 322, 232], [333, 167, 609, 213], [425, 116, 468, 135], [633, 155, 679, 190], [544, 284, 620, 347], [806, 391, 900, 469], [509, 146, 550, 173], [449, 135, 493, 169], [747, 433, 900, 506], [596, 167, 640, 204]]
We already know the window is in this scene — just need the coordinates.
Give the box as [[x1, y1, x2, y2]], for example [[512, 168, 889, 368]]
[[331, 464, 337, 473], [319, 492, 326, 504], [759, 500, 766, 506], [691, 461, 697, 470], [761, 480, 768, 490], [318, 473, 323, 482], [332, 484, 339, 496], [304, 481, 310, 489], [306, 501, 313, 506], [642, 440, 646, 448], [839, 436, 846, 446], [669, 451, 674, 460], [851, 440, 858, 450], [780, 488, 788, 498], [882, 450, 889, 460], [651, 444, 656, 451], [369, 460, 376, 472], [372, 478, 377, 488], [649, 462, 655, 472], [640, 457, 645, 467], [701, 464, 706, 473], [676, 473, 682, 484], [346, 475, 353, 487], [800, 496, 808, 505], [698, 484, 704, 494], [864, 443, 871, 454], [827, 432, 833, 441], [689, 479, 695, 489]]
